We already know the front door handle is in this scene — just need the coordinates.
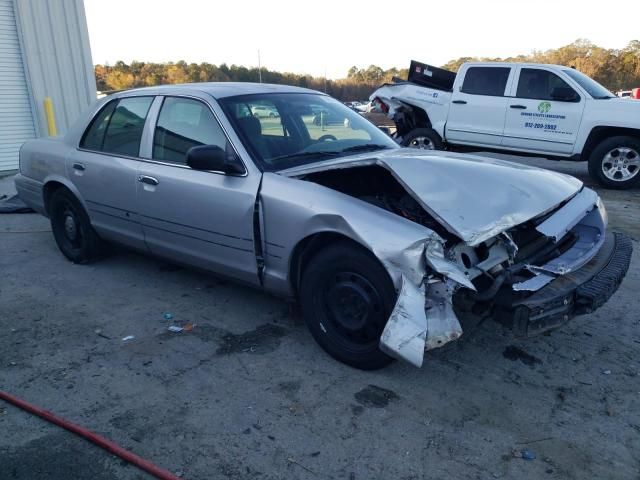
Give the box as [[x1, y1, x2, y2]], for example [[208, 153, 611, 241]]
[[138, 175, 159, 186], [452, 100, 467, 105], [72, 162, 85, 171], [510, 104, 527, 109]]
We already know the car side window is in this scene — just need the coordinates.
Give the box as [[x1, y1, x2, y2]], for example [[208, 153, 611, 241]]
[[104, 97, 154, 156], [516, 68, 577, 101], [80, 100, 117, 151], [461, 67, 511, 96], [81, 97, 153, 156], [153, 97, 227, 164]]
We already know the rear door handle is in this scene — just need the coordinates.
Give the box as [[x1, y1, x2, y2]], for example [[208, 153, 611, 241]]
[[72, 162, 85, 171], [452, 100, 467, 105], [138, 175, 159, 186], [510, 105, 527, 109]]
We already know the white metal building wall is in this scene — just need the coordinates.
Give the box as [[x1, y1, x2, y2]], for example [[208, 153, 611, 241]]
[[0, 0, 36, 173], [0, 0, 95, 174], [14, 0, 96, 137]]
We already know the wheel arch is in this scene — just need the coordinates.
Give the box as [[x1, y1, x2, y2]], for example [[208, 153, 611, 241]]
[[288, 231, 381, 297], [392, 102, 433, 138], [581, 126, 640, 160], [42, 177, 87, 217]]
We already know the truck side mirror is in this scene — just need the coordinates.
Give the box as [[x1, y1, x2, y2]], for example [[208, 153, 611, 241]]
[[551, 87, 580, 102]]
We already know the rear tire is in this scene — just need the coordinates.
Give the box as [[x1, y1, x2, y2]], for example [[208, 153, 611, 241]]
[[401, 128, 443, 150], [588, 136, 640, 189], [49, 189, 106, 264], [300, 241, 396, 370]]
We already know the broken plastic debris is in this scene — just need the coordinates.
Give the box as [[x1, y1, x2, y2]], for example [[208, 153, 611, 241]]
[[520, 449, 536, 460], [167, 325, 183, 333], [602, 369, 611, 375], [183, 323, 195, 332], [513, 449, 536, 460], [163, 312, 173, 320], [121, 335, 135, 342], [95, 329, 111, 340]]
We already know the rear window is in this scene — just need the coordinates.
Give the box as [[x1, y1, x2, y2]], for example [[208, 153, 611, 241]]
[[81, 96, 153, 156], [461, 67, 511, 96]]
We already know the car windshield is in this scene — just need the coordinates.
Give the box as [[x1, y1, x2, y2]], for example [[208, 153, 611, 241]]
[[219, 93, 398, 171], [563, 69, 615, 99]]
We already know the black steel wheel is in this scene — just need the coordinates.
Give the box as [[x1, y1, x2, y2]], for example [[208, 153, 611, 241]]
[[300, 241, 396, 370], [49, 189, 105, 264]]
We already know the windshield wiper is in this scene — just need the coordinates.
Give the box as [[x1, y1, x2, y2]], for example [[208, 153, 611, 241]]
[[340, 144, 390, 153], [270, 151, 342, 162], [270, 144, 390, 163]]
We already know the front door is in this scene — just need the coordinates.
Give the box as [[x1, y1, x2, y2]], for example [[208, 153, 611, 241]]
[[68, 96, 154, 250], [502, 67, 585, 154], [136, 96, 261, 285], [445, 66, 513, 147]]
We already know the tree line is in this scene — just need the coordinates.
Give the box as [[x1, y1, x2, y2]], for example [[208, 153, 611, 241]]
[[95, 61, 403, 101], [95, 39, 640, 101]]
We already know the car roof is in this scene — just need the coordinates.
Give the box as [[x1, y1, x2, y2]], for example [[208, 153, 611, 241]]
[[464, 62, 568, 70], [113, 82, 324, 100]]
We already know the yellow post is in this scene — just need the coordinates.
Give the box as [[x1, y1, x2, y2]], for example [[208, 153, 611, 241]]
[[43, 97, 57, 136]]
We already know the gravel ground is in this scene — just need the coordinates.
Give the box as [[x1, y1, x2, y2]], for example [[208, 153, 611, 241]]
[[0, 156, 639, 480]]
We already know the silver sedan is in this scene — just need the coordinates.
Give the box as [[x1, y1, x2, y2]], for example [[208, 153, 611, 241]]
[[15, 83, 632, 369]]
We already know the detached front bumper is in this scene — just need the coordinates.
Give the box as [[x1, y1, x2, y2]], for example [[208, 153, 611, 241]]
[[494, 232, 633, 336]]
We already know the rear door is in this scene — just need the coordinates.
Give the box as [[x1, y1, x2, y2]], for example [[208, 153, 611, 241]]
[[136, 95, 261, 285], [68, 96, 153, 250], [502, 67, 585, 154], [445, 66, 513, 146]]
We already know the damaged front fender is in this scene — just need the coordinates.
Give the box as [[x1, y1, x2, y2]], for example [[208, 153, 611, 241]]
[[379, 234, 471, 367], [259, 172, 479, 368]]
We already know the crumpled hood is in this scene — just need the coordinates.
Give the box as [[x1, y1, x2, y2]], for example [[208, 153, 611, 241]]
[[282, 149, 583, 245]]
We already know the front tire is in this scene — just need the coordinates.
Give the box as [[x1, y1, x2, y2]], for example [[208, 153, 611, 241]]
[[588, 136, 640, 189], [401, 128, 444, 150], [49, 189, 106, 264], [300, 242, 396, 370]]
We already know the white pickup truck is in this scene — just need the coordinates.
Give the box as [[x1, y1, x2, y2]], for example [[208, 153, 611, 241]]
[[370, 60, 640, 189]]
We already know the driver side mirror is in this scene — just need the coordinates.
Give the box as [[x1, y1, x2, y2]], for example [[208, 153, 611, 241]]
[[186, 145, 244, 175], [551, 87, 580, 102]]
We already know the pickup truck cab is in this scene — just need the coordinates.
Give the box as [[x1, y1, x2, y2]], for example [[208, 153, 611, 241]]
[[371, 61, 640, 189]]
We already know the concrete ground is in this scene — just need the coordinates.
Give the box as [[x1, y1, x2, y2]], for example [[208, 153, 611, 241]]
[[1, 157, 639, 480]]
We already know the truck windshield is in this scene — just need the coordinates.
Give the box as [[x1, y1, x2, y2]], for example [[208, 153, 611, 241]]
[[219, 93, 398, 172], [563, 69, 615, 99]]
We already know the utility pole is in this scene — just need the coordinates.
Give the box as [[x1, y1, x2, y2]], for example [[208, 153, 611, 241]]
[[324, 67, 327, 93], [258, 50, 262, 83]]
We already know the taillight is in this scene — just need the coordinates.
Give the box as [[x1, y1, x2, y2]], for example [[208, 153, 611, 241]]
[[373, 97, 389, 114]]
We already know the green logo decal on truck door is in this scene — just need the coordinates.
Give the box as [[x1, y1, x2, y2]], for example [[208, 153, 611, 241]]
[[538, 101, 552, 114]]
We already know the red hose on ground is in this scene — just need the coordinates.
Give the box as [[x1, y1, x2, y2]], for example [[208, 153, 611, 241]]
[[0, 390, 181, 480]]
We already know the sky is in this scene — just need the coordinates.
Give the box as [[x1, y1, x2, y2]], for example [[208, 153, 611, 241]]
[[84, 0, 637, 79]]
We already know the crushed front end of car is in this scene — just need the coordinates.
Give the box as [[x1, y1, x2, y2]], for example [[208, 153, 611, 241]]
[[380, 185, 632, 367], [279, 151, 632, 368]]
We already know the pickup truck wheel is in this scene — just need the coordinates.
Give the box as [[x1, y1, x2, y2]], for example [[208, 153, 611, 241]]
[[588, 136, 640, 189], [401, 128, 443, 150], [50, 189, 105, 264], [300, 242, 396, 370]]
